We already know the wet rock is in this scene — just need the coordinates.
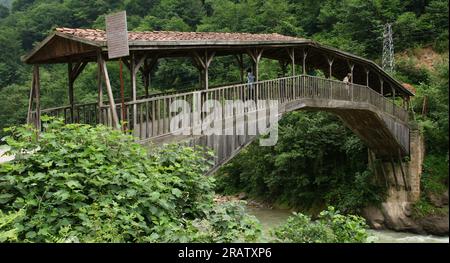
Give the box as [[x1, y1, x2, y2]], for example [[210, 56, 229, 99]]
[[380, 201, 424, 234], [362, 206, 385, 230], [427, 191, 448, 208], [443, 190, 449, 206], [418, 213, 449, 236], [238, 192, 247, 200]]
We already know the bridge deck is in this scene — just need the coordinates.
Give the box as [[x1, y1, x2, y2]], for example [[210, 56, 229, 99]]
[[33, 75, 410, 168]]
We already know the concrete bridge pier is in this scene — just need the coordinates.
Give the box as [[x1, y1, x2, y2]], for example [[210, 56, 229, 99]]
[[364, 126, 425, 232]]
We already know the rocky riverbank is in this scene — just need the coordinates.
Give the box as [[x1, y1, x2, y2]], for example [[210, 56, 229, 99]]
[[214, 193, 274, 209], [363, 189, 449, 236], [216, 191, 449, 237]]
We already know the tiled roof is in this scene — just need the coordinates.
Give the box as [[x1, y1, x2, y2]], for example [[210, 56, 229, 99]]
[[55, 27, 304, 43], [402, 83, 416, 95]]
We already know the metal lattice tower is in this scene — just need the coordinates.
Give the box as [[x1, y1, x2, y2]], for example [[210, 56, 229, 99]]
[[382, 23, 395, 73]]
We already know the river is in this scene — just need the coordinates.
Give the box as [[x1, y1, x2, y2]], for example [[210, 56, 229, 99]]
[[245, 206, 449, 243]]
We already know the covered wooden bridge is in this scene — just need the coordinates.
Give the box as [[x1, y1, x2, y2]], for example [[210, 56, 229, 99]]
[[23, 28, 413, 169]]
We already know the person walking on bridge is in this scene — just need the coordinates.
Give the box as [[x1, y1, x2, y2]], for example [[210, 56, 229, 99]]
[[343, 73, 352, 99], [343, 73, 351, 84]]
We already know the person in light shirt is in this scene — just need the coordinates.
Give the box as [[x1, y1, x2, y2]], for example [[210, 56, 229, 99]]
[[343, 73, 352, 98], [343, 73, 352, 83]]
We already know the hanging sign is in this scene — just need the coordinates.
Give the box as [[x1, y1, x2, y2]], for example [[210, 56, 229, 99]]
[[106, 11, 129, 59]]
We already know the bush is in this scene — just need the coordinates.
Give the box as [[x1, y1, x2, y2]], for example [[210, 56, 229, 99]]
[[0, 209, 24, 242], [421, 154, 449, 195], [324, 170, 386, 214], [272, 206, 369, 243], [0, 118, 261, 242], [271, 212, 335, 243], [412, 197, 448, 219], [394, 57, 431, 85], [151, 201, 262, 243]]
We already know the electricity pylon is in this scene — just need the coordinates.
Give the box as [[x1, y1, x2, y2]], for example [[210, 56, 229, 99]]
[[382, 23, 395, 73]]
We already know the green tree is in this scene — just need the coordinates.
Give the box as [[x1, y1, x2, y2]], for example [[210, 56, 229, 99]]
[[0, 27, 25, 87], [215, 111, 383, 213], [0, 4, 9, 19]]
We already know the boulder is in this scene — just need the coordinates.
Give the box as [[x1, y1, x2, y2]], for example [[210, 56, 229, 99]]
[[427, 191, 448, 208], [380, 201, 424, 234], [362, 206, 385, 230], [237, 192, 247, 200], [418, 213, 449, 236]]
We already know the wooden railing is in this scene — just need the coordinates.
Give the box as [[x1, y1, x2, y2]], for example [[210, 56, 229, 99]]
[[38, 102, 99, 125], [32, 75, 409, 151]]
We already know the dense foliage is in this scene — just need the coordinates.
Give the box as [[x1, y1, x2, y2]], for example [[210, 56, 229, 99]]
[[0, 0, 448, 134], [0, 118, 261, 242], [215, 111, 385, 214], [272, 206, 369, 243], [0, 0, 447, 233], [396, 54, 449, 216]]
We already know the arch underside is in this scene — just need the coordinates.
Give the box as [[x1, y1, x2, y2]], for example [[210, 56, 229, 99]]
[[145, 98, 410, 175]]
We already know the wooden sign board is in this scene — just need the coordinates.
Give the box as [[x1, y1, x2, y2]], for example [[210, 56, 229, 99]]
[[106, 11, 129, 59]]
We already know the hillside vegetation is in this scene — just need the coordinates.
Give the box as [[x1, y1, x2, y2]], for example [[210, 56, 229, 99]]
[[0, 0, 448, 238], [0, 0, 448, 132]]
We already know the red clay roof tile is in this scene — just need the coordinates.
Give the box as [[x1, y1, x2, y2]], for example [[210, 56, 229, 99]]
[[56, 27, 304, 43]]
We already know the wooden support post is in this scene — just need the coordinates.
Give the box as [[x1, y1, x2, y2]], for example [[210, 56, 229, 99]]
[[193, 50, 215, 90], [302, 49, 308, 75], [27, 65, 41, 129], [347, 62, 355, 84], [191, 55, 203, 90], [141, 56, 158, 97], [26, 70, 35, 125], [121, 53, 150, 130], [246, 48, 263, 104], [119, 58, 126, 131], [130, 53, 149, 129], [246, 48, 263, 82], [287, 48, 295, 76], [68, 63, 75, 122], [327, 56, 334, 79], [130, 55, 136, 103], [130, 57, 137, 123], [98, 52, 119, 129], [204, 51, 210, 90], [348, 62, 354, 100], [365, 69, 370, 87], [235, 54, 245, 83], [380, 78, 384, 96], [130, 53, 142, 130], [392, 86, 396, 115], [35, 65, 40, 130], [67, 61, 88, 123], [97, 58, 103, 124]]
